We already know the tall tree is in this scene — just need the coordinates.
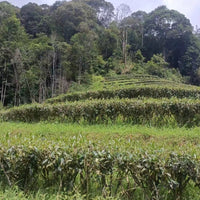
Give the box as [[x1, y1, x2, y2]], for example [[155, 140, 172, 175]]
[[120, 11, 147, 60], [98, 28, 118, 60], [179, 35, 200, 81], [0, 4, 28, 106], [143, 6, 193, 69], [24, 34, 53, 103], [69, 26, 99, 82], [80, 0, 114, 27], [53, 1, 97, 42], [115, 3, 131, 24], [20, 3, 51, 36]]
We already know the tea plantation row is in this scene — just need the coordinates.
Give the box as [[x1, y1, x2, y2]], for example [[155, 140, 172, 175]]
[[46, 86, 200, 104], [1, 98, 200, 127], [0, 145, 199, 199]]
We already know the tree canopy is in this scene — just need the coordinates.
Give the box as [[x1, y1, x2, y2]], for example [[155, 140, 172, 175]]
[[0, 0, 200, 106]]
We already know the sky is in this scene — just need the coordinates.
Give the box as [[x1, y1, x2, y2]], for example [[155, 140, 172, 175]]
[[2, 0, 200, 28]]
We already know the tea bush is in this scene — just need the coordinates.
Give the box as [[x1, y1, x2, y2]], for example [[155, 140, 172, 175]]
[[0, 146, 199, 199], [46, 86, 200, 104], [2, 98, 200, 127]]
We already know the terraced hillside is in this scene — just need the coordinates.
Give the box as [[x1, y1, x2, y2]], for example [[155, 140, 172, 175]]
[[102, 74, 185, 89], [46, 74, 200, 104], [1, 75, 200, 126], [1, 74, 200, 199]]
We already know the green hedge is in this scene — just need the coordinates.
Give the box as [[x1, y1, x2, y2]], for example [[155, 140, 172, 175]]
[[0, 146, 199, 199], [104, 74, 159, 81], [46, 86, 200, 104], [2, 98, 200, 126]]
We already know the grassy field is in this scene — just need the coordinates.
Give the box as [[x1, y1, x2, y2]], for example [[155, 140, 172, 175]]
[[1, 122, 200, 154], [0, 187, 118, 200]]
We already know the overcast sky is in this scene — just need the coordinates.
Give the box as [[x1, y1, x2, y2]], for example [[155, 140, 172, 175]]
[[2, 0, 200, 28]]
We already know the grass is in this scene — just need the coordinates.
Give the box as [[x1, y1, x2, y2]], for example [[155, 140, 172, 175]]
[[1, 122, 200, 156], [0, 187, 120, 200]]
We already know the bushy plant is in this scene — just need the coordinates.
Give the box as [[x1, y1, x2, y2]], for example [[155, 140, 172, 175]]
[[2, 98, 200, 127], [46, 85, 200, 104], [0, 146, 200, 199]]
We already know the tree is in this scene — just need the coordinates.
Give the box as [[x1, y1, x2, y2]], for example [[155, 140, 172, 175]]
[[120, 11, 147, 61], [20, 3, 51, 36], [143, 6, 193, 69], [82, 0, 114, 27], [98, 28, 118, 60], [53, 1, 97, 42], [115, 4, 131, 24], [179, 35, 200, 82], [0, 1, 18, 23], [195, 27, 200, 40], [24, 34, 53, 103], [69, 28, 99, 82], [49, 34, 72, 96], [0, 13, 29, 106]]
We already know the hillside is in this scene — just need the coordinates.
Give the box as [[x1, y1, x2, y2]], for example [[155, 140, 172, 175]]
[[1, 75, 200, 199]]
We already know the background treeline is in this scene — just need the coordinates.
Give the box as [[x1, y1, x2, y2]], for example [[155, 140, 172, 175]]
[[0, 0, 200, 106]]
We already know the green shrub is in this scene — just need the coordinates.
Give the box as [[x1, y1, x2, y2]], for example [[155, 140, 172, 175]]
[[0, 146, 199, 199], [2, 98, 200, 127], [46, 85, 200, 104]]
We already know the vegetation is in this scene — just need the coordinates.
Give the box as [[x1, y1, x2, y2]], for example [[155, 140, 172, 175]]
[[2, 98, 200, 127], [0, 1, 200, 107], [1, 0, 200, 199], [45, 84, 200, 104], [0, 122, 200, 199]]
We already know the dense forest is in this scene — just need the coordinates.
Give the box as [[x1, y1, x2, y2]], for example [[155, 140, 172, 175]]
[[0, 0, 200, 106]]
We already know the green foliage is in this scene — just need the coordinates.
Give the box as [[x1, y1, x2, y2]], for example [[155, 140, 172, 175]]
[[143, 5, 193, 69], [81, 0, 115, 27], [134, 50, 145, 64], [2, 98, 200, 127], [53, 1, 96, 41], [45, 84, 200, 104], [92, 55, 107, 75], [98, 28, 118, 60], [0, 1, 18, 22], [89, 75, 105, 90], [69, 31, 99, 80], [0, 102, 3, 110], [1, 2, 200, 200], [145, 54, 170, 78], [180, 35, 200, 84], [20, 3, 51, 36], [1, 0, 200, 107], [1, 121, 200, 198], [0, 146, 199, 199]]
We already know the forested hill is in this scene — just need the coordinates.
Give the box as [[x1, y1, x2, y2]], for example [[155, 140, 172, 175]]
[[0, 0, 200, 107]]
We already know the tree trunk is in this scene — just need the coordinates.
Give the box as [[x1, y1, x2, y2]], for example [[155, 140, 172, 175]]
[[122, 28, 127, 68], [13, 64, 20, 106], [141, 25, 144, 48], [78, 57, 82, 85], [52, 50, 56, 97], [39, 82, 43, 103], [1, 80, 7, 106]]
